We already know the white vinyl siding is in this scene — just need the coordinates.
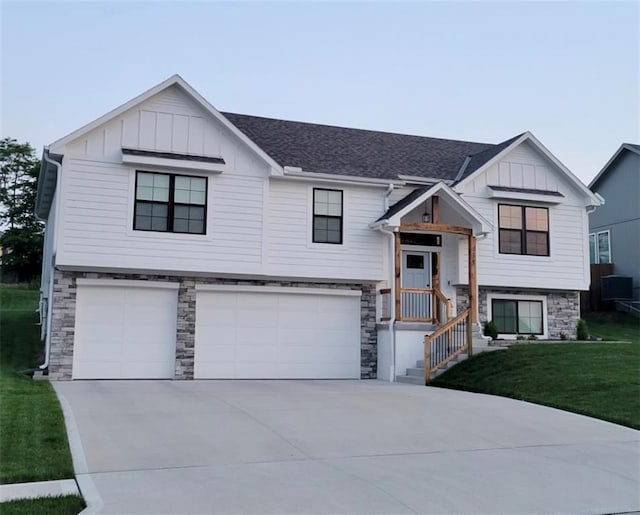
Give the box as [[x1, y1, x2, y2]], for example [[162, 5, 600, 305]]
[[456, 141, 591, 291]]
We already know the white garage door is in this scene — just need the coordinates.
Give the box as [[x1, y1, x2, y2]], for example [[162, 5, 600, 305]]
[[194, 286, 361, 379], [73, 279, 178, 379]]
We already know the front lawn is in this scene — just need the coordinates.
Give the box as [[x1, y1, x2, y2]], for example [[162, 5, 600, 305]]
[[0, 288, 76, 484], [0, 494, 85, 515], [431, 338, 640, 429], [584, 310, 640, 344]]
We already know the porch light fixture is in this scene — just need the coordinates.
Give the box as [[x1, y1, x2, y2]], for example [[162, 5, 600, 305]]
[[422, 201, 431, 223]]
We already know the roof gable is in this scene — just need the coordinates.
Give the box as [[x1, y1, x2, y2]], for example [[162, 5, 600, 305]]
[[48, 75, 282, 174], [589, 143, 640, 191], [454, 132, 601, 206]]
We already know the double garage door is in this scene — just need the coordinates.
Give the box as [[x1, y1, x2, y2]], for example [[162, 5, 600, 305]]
[[72, 280, 361, 380]]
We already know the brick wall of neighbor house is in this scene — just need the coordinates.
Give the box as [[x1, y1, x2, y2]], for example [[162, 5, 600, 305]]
[[456, 286, 580, 339], [48, 269, 377, 380]]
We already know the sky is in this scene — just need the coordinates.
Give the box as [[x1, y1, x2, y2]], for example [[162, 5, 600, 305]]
[[1, 1, 638, 185]]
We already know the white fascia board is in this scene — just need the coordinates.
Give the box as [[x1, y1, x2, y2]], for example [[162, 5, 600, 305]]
[[385, 182, 493, 234], [121, 153, 225, 174], [195, 284, 362, 296], [47, 75, 284, 175], [397, 175, 453, 186], [276, 169, 401, 188], [76, 278, 180, 289]]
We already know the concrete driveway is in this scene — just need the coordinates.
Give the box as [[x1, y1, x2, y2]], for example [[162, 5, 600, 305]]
[[54, 380, 639, 514]]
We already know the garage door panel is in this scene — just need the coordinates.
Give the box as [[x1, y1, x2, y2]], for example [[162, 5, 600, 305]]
[[73, 361, 122, 380], [73, 283, 177, 379], [194, 289, 361, 379], [194, 343, 235, 362]]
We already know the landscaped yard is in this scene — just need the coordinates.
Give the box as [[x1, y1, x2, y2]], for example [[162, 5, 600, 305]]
[[432, 312, 640, 429], [0, 286, 76, 484], [0, 494, 85, 515]]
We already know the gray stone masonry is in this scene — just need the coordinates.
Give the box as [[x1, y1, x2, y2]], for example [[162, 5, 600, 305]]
[[48, 269, 377, 380], [456, 286, 580, 339]]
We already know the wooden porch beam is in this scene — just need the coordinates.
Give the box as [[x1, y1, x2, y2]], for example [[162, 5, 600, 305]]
[[432, 196, 439, 224], [400, 223, 472, 236], [468, 234, 477, 327]]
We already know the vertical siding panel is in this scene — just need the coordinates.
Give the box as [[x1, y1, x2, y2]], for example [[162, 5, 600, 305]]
[[156, 113, 173, 151], [122, 112, 139, 148], [510, 162, 523, 187], [172, 115, 189, 152], [188, 117, 205, 154], [139, 111, 157, 149]]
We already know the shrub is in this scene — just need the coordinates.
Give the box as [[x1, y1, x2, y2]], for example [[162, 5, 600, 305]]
[[483, 320, 499, 340], [516, 334, 527, 341], [576, 318, 589, 340], [528, 334, 538, 341]]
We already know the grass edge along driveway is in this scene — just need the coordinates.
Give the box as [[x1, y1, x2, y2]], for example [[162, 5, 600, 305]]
[[0, 287, 81, 513]]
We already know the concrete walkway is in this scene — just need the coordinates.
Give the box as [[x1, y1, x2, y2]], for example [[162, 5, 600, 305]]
[[54, 380, 640, 514]]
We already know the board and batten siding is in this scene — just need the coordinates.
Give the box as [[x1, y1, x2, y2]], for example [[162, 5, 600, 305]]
[[455, 141, 590, 291], [266, 180, 386, 281]]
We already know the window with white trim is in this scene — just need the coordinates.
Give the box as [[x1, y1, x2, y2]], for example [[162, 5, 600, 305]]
[[589, 230, 611, 264], [492, 299, 543, 335], [313, 188, 343, 244], [134, 171, 207, 234]]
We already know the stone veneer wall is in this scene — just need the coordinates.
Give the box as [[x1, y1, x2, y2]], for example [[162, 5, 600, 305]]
[[456, 286, 580, 339], [48, 269, 377, 380]]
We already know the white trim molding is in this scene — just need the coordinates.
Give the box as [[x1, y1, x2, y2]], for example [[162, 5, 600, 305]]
[[195, 284, 362, 296], [76, 278, 180, 290]]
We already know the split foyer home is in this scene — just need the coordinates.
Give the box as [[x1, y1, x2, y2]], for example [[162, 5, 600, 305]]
[[35, 75, 601, 382]]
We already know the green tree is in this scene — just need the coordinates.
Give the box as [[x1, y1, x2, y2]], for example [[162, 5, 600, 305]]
[[0, 138, 43, 282]]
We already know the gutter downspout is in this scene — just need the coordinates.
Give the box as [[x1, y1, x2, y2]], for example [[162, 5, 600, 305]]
[[37, 151, 62, 372], [379, 183, 396, 382]]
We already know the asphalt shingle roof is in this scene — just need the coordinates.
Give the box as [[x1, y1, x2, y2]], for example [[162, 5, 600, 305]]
[[222, 112, 514, 182]]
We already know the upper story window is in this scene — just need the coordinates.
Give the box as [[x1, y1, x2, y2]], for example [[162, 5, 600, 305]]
[[589, 230, 611, 264], [134, 171, 207, 234], [498, 204, 549, 256], [313, 188, 343, 244]]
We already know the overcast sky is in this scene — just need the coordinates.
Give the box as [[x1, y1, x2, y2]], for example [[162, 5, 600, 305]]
[[1, 1, 638, 184]]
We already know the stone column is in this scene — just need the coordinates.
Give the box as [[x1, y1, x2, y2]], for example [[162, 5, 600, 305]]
[[175, 279, 196, 379]]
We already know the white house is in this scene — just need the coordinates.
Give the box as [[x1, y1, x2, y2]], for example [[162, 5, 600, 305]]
[[35, 75, 601, 382]]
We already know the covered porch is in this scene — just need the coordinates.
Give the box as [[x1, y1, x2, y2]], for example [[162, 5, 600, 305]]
[[371, 182, 492, 382]]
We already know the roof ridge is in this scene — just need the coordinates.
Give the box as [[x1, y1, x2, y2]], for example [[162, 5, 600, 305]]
[[221, 111, 494, 147]]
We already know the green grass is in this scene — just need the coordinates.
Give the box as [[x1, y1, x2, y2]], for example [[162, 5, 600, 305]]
[[0, 288, 76, 484], [431, 338, 640, 429], [0, 288, 39, 311], [0, 495, 85, 515], [584, 310, 640, 344]]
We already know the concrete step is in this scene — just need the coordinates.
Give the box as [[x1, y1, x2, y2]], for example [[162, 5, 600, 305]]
[[406, 367, 424, 377], [395, 375, 425, 385]]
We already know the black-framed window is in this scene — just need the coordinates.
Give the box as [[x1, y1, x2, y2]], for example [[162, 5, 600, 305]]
[[498, 204, 549, 256], [313, 188, 343, 244], [134, 171, 207, 234], [492, 299, 543, 335]]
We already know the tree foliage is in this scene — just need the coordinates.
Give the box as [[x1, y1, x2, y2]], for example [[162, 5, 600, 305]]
[[0, 138, 43, 282]]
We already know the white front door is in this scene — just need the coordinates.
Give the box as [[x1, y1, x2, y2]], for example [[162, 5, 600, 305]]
[[401, 251, 431, 320]]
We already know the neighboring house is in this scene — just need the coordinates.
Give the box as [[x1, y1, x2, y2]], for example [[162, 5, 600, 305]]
[[588, 143, 640, 300], [35, 75, 601, 382]]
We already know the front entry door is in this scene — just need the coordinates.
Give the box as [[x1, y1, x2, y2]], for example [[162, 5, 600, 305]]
[[401, 251, 431, 320]]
